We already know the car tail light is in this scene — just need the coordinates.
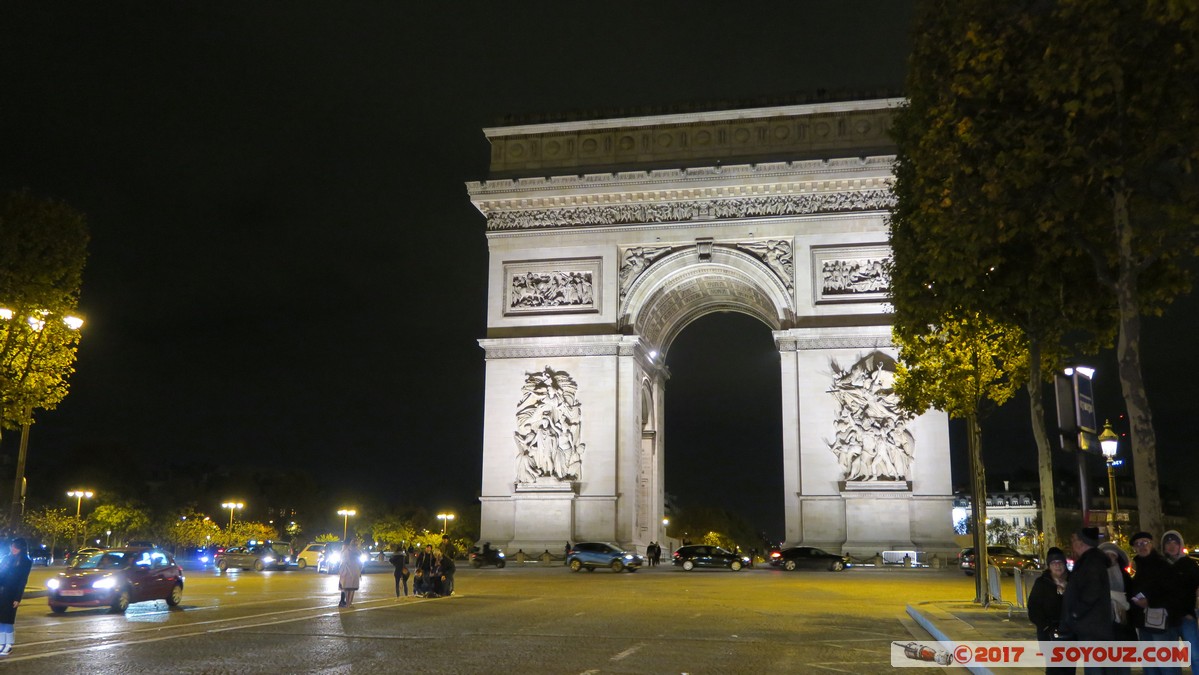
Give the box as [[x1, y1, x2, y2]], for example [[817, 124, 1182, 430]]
[[770, 551, 781, 559]]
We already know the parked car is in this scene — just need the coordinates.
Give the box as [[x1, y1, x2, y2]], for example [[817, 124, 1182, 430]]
[[316, 542, 369, 574], [672, 545, 750, 571], [215, 542, 290, 571], [959, 546, 1041, 575], [566, 542, 644, 573], [769, 546, 851, 572], [295, 543, 327, 570], [46, 547, 184, 613]]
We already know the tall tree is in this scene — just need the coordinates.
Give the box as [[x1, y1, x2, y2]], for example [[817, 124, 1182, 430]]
[[0, 190, 89, 523], [893, 313, 1027, 606], [23, 506, 75, 562], [891, 0, 1198, 537]]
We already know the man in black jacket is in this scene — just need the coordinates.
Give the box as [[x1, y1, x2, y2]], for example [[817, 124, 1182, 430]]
[[1061, 527, 1113, 673], [1162, 530, 1198, 672]]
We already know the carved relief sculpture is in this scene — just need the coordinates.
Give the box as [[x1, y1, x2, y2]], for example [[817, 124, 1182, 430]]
[[509, 271, 594, 309], [619, 245, 674, 298], [515, 367, 585, 483], [735, 239, 795, 290], [821, 257, 888, 296], [826, 354, 914, 483]]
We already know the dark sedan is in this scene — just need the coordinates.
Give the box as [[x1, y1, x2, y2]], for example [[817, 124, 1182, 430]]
[[770, 546, 850, 572], [46, 547, 184, 613], [216, 543, 290, 571], [672, 545, 751, 571]]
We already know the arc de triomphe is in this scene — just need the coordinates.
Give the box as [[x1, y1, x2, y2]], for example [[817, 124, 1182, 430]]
[[468, 98, 956, 558]]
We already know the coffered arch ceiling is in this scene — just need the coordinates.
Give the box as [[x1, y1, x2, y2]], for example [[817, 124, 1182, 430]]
[[620, 247, 795, 357]]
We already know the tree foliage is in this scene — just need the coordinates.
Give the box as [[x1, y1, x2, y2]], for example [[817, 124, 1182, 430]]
[[892, 0, 1199, 536], [87, 502, 151, 543], [24, 506, 75, 559], [0, 190, 89, 431]]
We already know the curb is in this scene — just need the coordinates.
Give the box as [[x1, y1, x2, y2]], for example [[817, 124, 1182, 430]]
[[906, 603, 994, 675]]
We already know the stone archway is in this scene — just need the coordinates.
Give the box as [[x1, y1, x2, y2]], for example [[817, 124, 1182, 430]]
[[470, 98, 956, 558]]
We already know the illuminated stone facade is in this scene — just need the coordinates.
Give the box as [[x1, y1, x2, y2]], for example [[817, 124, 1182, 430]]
[[469, 99, 956, 558]]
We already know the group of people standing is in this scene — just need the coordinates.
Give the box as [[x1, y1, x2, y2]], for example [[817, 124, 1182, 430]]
[[389, 543, 455, 598], [1028, 527, 1199, 674]]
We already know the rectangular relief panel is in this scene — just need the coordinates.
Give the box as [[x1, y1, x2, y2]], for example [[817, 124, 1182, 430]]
[[503, 257, 601, 316], [811, 244, 891, 304]]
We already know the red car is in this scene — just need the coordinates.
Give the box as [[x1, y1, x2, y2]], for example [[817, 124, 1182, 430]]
[[46, 547, 185, 613]]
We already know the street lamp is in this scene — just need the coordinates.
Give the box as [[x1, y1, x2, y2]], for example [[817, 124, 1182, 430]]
[[437, 513, 455, 534], [66, 490, 93, 518], [1099, 420, 1120, 533], [338, 509, 356, 542], [222, 502, 244, 529], [106, 529, 112, 547], [66, 490, 93, 550]]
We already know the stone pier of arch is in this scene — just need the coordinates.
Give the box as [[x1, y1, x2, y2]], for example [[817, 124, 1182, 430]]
[[468, 99, 958, 559]]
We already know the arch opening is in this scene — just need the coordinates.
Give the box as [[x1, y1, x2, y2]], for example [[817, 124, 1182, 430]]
[[662, 311, 784, 551]]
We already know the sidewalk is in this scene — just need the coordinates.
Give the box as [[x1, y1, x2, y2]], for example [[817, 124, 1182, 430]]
[[906, 601, 1042, 675]]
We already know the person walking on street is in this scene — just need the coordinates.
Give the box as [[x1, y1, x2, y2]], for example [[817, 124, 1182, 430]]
[[1129, 531, 1182, 675], [564, 542, 571, 566], [338, 541, 364, 607], [0, 537, 33, 656], [390, 547, 410, 597], [1060, 528, 1113, 674], [1027, 546, 1071, 675], [1162, 530, 1199, 672]]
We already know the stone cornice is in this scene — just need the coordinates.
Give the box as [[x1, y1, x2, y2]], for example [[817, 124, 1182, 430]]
[[467, 157, 895, 199], [478, 335, 638, 360], [775, 333, 894, 351]]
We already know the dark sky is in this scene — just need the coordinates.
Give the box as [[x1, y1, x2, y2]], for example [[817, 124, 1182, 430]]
[[2, 2, 1193, 539]]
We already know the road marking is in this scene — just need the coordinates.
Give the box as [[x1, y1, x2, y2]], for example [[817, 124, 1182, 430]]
[[610, 643, 644, 661], [4, 595, 438, 661]]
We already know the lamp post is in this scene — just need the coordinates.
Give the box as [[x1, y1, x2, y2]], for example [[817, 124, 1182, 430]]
[[1099, 420, 1120, 535], [338, 509, 356, 542], [437, 513, 455, 534], [66, 490, 92, 550], [222, 502, 244, 529], [106, 529, 112, 547]]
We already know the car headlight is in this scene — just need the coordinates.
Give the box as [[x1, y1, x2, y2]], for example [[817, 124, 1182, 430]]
[[47, 578, 60, 590], [329, 553, 341, 564], [497, 552, 505, 558], [359, 553, 368, 563], [200, 555, 210, 563], [263, 557, 275, 564], [623, 554, 634, 560], [93, 577, 118, 590]]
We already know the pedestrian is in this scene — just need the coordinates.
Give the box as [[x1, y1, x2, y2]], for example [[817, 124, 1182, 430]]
[[1096, 542, 1134, 675], [440, 534, 454, 560], [0, 537, 33, 656], [415, 544, 435, 596], [1027, 546, 1071, 675], [434, 549, 455, 597], [1060, 528, 1113, 665], [1162, 530, 1199, 672], [1129, 531, 1183, 675], [390, 547, 410, 597], [564, 541, 571, 566], [338, 541, 364, 607]]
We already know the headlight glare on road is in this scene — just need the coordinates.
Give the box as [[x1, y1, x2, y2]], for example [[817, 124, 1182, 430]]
[[93, 577, 117, 589], [47, 578, 60, 590]]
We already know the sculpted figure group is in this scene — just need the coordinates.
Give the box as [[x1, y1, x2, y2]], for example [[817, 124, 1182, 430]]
[[514, 367, 585, 483], [826, 356, 914, 482]]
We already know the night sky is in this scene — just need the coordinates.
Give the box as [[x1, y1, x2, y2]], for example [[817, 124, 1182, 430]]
[[2, 2, 1194, 539]]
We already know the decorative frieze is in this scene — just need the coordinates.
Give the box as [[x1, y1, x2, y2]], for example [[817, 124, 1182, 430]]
[[485, 190, 896, 231], [811, 244, 892, 304], [515, 367, 585, 484], [826, 354, 914, 484], [503, 258, 601, 316]]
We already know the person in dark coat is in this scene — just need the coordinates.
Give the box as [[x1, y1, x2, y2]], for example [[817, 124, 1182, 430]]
[[1060, 528, 1113, 647], [1161, 530, 1199, 673], [0, 537, 33, 656], [1129, 530, 1183, 674], [433, 549, 455, 597], [389, 547, 410, 597], [1028, 547, 1072, 675]]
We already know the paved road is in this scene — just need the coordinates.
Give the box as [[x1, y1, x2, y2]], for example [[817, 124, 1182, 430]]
[[3, 563, 977, 673]]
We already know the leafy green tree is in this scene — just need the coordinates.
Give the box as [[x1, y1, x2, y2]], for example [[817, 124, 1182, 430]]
[[23, 506, 74, 562], [369, 515, 418, 550], [894, 313, 1026, 605], [224, 521, 278, 547], [893, 0, 1199, 537], [167, 513, 222, 553], [87, 502, 151, 545], [314, 532, 341, 543]]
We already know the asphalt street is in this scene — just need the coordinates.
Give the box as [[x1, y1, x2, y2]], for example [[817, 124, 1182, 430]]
[[3, 562, 978, 674]]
